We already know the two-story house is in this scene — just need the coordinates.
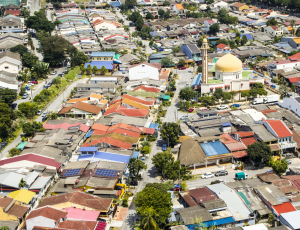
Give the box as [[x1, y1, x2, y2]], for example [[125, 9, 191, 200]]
[[216, 43, 231, 53], [204, 20, 215, 28], [181, 44, 201, 63], [0, 15, 23, 33], [84, 51, 117, 74], [256, 120, 296, 153], [173, 4, 184, 14], [264, 25, 283, 36]]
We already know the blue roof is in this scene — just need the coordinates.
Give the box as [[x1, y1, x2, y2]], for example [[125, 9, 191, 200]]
[[149, 123, 159, 130], [200, 141, 230, 156], [191, 73, 202, 87], [84, 61, 115, 70], [110, 1, 121, 6], [222, 122, 231, 127], [241, 34, 254, 40], [79, 147, 98, 152], [132, 151, 140, 159], [201, 217, 235, 228], [78, 151, 131, 163], [85, 131, 93, 138], [90, 52, 115, 57]]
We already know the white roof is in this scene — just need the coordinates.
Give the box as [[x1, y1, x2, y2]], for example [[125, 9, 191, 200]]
[[29, 176, 51, 190], [0, 172, 26, 188], [243, 109, 266, 121], [242, 223, 268, 230], [24, 171, 39, 187], [91, 77, 118, 82], [206, 183, 252, 221], [280, 210, 300, 229]]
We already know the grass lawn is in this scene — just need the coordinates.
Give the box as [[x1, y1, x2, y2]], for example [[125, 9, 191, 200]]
[[242, 71, 252, 79], [208, 79, 223, 84]]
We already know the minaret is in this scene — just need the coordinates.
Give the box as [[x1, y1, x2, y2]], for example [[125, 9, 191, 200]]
[[200, 38, 209, 84]]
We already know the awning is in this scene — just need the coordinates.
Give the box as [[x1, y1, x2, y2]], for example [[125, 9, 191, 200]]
[[225, 85, 230, 87], [17, 142, 28, 150], [250, 82, 255, 84], [232, 151, 248, 158], [210, 87, 214, 89], [216, 86, 223, 89]]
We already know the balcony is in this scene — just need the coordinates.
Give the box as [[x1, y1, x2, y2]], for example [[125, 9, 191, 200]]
[[279, 141, 297, 149]]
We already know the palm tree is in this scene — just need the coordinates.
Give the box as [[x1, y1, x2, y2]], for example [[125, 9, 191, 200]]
[[291, 20, 296, 35], [19, 178, 26, 188], [31, 61, 50, 79], [140, 207, 160, 230]]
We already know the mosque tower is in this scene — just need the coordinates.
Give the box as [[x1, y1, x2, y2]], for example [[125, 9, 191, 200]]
[[200, 38, 209, 84]]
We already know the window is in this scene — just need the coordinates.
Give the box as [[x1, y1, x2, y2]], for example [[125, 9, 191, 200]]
[[236, 75, 239, 79], [14, 26, 18, 28], [97, 58, 99, 60], [4, 66, 8, 69]]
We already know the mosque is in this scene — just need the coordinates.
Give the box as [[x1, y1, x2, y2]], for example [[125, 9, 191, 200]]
[[200, 38, 264, 95]]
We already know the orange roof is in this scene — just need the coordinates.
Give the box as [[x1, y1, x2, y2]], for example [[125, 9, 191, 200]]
[[58, 102, 102, 115], [90, 93, 104, 100], [122, 98, 149, 110], [103, 106, 148, 117], [108, 123, 141, 133], [161, 68, 170, 76], [99, 99, 108, 105], [108, 101, 122, 109], [132, 85, 160, 93], [176, 4, 184, 10], [92, 123, 109, 131], [67, 97, 89, 103], [273, 202, 296, 216], [122, 94, 154, 106], [82, 137, 132, 149]]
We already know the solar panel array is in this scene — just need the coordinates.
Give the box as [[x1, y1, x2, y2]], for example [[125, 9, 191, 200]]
[[95, 169, 118, 177], [64, 168, 81, 177]]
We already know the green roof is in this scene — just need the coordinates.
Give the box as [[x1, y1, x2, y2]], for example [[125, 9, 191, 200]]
[[208, 78, 223, 84], [242, 70, 252, 80], [115, 54, 119, 59], [1, 0, 20, 6], [17, 142, 28, 150], [238, 191, 253, 212], [213, 58, 219, 63]]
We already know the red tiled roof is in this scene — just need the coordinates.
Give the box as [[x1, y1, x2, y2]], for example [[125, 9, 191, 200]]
[[232, 151, 248, 158], [109, 99, 121, 107], [261, 109, 278, 115], [220, 133, 236, 144], [206, 20, 215, 24], [289, 52, 300, 60], [122, 94, 155, 106], [231, 131, 254, 137], [108, 123, 141, 133], [7, 203, 28, 218], [132, 85, 160, 93], [279, 185, 299, 194], [265, 120, 293, 138], [270, 25, 279, 30], [272, 179, 291, 188], [273, 202, 296, 216], [82, 137, 132, 149], [58, 102, 102, 115], [5, 9, 20, 15], [58, 220, 97, 230], [103, 105, 149, 118], [289, 77, 300, 83], [241, 137, 257, 147], [92, 123, 109, 131], [216, 43, 229, 49], [93, 130, 107, 135], [188, 187, 218, 203], [26, 206, 67, 222], [226, 142, 247, 152], [182, 194, 198, 207], [106, 128, 140, 137], [0, 153, 61, 169]]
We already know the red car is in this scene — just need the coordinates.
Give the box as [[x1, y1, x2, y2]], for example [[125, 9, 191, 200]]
[[28, 81, 38, 84], [202, 108, 209, 111], [178, 66, 186, 70], [188, 108, 194, 113]]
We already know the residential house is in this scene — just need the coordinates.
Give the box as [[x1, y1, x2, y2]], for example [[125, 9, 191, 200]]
[[255, 120, 297, 154], [204, 20, 215, 28], [279, 97, 300, 119], [232, 2, 249, 11], [264, 25, 283, 36], [84, 51, 117, 74], [93, 20, 122, 31], [281, 37, 300, 50], [216, 43, 231, 53], [0, 71, 19, 91], [129, 62, 163, 81], [103, 105, 149, 118], [280, 210, 300, 230], [119, 53, 140, 72], [212, 1, 228, 8], [0, 50, 21, 74], [57, 101, 103, 119], [0, 32, 25, 52], [3, 4, 20, 16], [173, 4, 184, 14], [181, 44, 201, 62], [0, 15, 23, 33]]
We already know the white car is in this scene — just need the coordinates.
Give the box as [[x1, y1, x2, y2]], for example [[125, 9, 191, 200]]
[[180, 115, 188, 120], [201, 172, 214, 179], [42, 112, 48, 117], [25, 83, 34, 87], [217, 105, 228, 110], [37, 110, 42, 115]]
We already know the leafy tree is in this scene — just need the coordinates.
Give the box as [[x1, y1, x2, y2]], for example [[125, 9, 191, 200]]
[[209, 23, 220, 35], [53, 1, 62, 9], [217, 8, 229, 24], [246, 142, 272, 164], [146, 12, 154, 20], [9, 148, 21, 157], [86, 64, 92, 75], [19, 87, 26, 97], [164, 10, 171, 20], [161, 123, 180, 147], [0, 226, 9, 230], [266, 17, 278, 26], [125, 0, 137, 8], [22, 122, 34, 137], [140, 207, 160, 230], [152, 150, 173, 175], [179, 100, 183, 110], [0, 103, 13, 140], [185, 101, 190, 110], [178, 58, 186, 67], [198, 96, 216, 106], [241, 35, 248, 46], [70, 51, 89, 67], [249, 82, 267, 97], [135, 17, 144, 31], [129, 11, 143, 23], [158, 9, 165, 18], [134, 186, 172, 224], [10, 44, 28, 56], [296, 27, 300, 37], [179, 86, 198, 101], [18, 178, 26, 188], [25, 9, 55, 33], [100, 65, 107, 75], [0, 88, 17, 106], [31, 60, 50, 79], [128, 158, 147, 178], [161, 57, 174, 68], [18, 102, 39, 118], [279, 84, 289, 97], [270, 159, 288, 176], [169, 78, 176, 91], [92, 65, 98, 75], [22, 53, 39, 68], [163, 0, 170, 5], [172, 46, 181, 55], [197, 65, 202, 73], [80, 64, 86, 74], [52, 77, 61, 85], [40, 35, 76, 66]]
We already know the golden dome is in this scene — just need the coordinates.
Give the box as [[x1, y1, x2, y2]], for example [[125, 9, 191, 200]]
[[203, 38, 207, 43], [215, 53, 243, 72]]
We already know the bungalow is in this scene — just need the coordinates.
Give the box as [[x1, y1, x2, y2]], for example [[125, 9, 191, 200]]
[[93, 20, 121, 31], [216, 43, 231, 53], [264, 25, 283, 36], [58, 101, 103, 119], [204, 20, 215, 28], [173, 4, 184, 14], [232, 2, 249, 11]]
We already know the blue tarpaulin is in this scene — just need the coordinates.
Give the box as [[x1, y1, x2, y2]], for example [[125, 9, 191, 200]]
[[85, 131, 93, 138], [79, 147, 98, 152], [191, 73, 202, 88], [149, 123, 159, 130], [222, 122, 232, 127], [78, 151, 131, 163], [200, 141, 230, 156], [132, 151, 140, 159], [84, 61, 115, 70]]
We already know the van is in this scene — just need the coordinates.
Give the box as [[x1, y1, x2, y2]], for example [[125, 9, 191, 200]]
[[235, 172, 248, 180], [67, 62, 71, 68]]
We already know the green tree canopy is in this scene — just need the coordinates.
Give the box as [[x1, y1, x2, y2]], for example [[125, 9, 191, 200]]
[[178, 59, 186, 66], [158, 9, 165, 18], [128, 158, 147, 178], [163, 0, 170, 5], [25, 9, 55, 33], [22, 53, 39, 69], [161, 57, 174, 68], [266, 17, 278, 26], [20, 7, 30, 18], [246, 142, 272, 164], [9, 148, 21, 157], [0, 88, 17, 107], [125, 0, 137, 8], [10, 44, 28, 56], [179, 86, 198, 101], [52, 77, 61, 85], [134, 186, 172, 224], [161, 123, 181, 147], [146, 12, 154, 20], [0, 103, 13, 140], [18, 102, 39, 118], [70, 51, 89, 67], [152, 150, 173, 176], [209, 23, 220, 35], [270, 159, 288, 176]]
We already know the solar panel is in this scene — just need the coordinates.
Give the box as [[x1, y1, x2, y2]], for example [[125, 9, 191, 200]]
[[64, 168, 81, 177], [95, 169, 118, 177]]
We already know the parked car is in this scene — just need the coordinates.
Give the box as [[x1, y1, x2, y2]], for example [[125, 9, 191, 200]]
[[162, 144, 167, 151], [215, 170, 228, 177], [171, 185, 182, 191], [217, 105, 228, 110], [29, 78, 37, 82], [188, 108, 194, 113], [235, 172, 248, 180], [265, 82, 270, 86], [287, 160, 292, 164], [178, 66, 186, 70], [22, 94, 29, 99], [201, 172, 214, 179], [42, 116, 47, 122], [42, 112, 48, 117], [37, 110, 42, 115], [130, 180, 138, 186], [141, 156, 146, 161], [270, 84, 276, 89], [25, 86, 30, 90], [51, 71, 57, 75], [202, 108, 209, 111], [28, 80, 38, 84], [25, 83, 34, 87], [230, 104, 240, 108], [43, 85, 49, 89], [11, 103, 17, 109], [58, 74, 63, 77], [180, 115, 188, 120]]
